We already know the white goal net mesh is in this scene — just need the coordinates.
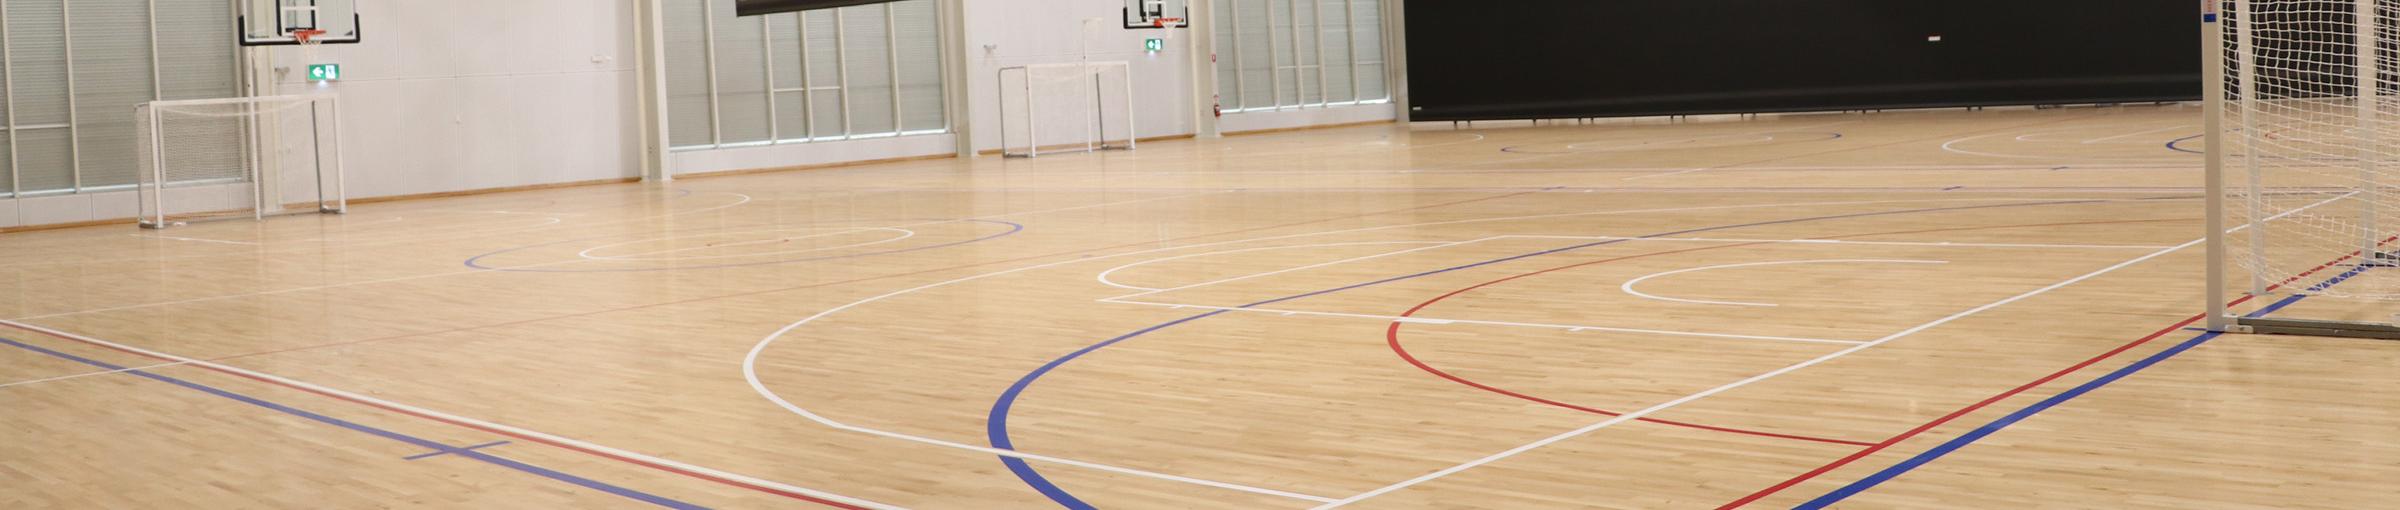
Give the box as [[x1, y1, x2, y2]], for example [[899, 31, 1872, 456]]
[[2220, 0, 2400, 299], [998, 61, 1135, 157], [135, 95, 345, 227]]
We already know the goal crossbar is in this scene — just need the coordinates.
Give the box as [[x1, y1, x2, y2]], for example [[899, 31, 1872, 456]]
[[137, 94, 347, 228], [996, 61, 1137, 158]]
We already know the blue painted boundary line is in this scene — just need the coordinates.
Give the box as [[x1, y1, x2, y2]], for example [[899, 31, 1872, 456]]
[[985, 199, 2117, 509], [0, 336, 707, 510], [403, 440, 512, 461], [1795, 265, 2373, 508]]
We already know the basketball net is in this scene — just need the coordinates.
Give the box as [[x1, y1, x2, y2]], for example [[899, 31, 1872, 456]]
[[293, 29, 328, 64], [1155, 17, 1182, 40]]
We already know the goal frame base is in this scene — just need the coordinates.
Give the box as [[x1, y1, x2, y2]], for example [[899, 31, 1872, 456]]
[[137, 204, 345, 230], [2234, 316, 2400, 340]]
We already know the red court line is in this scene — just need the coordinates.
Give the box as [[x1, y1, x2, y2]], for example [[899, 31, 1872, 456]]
[[7, 190, 1539, 508], [1716, 238, 2379, 509], [0, 321, 874, 509], [1387, 219, 2193, 448]]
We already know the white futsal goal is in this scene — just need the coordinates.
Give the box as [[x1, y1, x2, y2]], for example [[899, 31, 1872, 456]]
[[997, 61, 1136, 158], [136, 94, 346, 228], [2206, 0, 2400, 339]]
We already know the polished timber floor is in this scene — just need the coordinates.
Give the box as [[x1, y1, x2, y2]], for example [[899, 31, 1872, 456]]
[[1, 105, 2394, 509]]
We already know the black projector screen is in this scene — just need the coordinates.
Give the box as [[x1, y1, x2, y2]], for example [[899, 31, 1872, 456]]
[[736, 0, 901, 17], [1403, 0, 2202, 121]]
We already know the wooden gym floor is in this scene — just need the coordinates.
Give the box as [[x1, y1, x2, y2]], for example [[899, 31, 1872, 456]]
[[2, 104, 2394, 509]]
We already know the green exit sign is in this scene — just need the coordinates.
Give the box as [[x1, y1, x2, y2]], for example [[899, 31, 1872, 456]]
[[307, 64, 341, 82], [1145, 38, 1163, 52]]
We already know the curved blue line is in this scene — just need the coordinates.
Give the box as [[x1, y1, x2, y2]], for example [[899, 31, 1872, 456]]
[[2166, 134, 2204, 154], [463, 219, 1022, 273], [985, 199, 2116, 508]]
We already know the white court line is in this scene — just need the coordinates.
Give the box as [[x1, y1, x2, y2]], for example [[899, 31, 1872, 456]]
[[1095, 241, 1452, 291], [1620, 259, 1949, 307], [11, 191, 1224, 322], [1617, 167, 1711, 181], [1093, 298, 1868, 345], [1104, 241, 1479, 299], [469, 210, 590, 217], [1608, 121, 1861, 181], [1941, 132, 2195, 162], [2083, 124, 2192, 144], [0, 320, 906, 510], [0, 360, 194, 390], [664, 191, 755, 217], [1494, 235, 2179, 250], [744, 198, 2111, 500], [1565, 134, 1774, 151], [579, 227, 917, 262], [129, 234, 259, 246], [1308, 192, 2355, 509]]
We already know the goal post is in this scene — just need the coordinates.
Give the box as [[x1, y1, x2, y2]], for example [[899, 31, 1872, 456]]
[[2207, 0, 2400, 339], [997, 61, 1137, 158], [136, 94, 346, 228]]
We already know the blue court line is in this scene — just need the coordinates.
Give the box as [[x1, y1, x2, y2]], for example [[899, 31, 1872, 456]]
[[1795, 265, 2373, 508], [464, 219, 1023, 273], [0, 336, 706, 510], [986, 199, 2119, 509], [403, 440, 512, 461], [2166, 134, 2204, 154]]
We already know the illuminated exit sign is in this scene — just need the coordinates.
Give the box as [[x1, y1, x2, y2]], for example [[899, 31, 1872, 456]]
[[1145, 38, 1163, 52], [307, 64, 342, 82]]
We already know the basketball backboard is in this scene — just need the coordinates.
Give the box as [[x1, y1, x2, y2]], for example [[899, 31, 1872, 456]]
[[241, 0, 363, 46], [1124, 0, 1190, 29]]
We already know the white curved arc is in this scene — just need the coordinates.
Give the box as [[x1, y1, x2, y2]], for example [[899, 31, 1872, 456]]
[[14, 192, 1217, 323], [666, 191, 756, 216], [1942, 132, 2193, 162], [1305, 191, 2361, 509], [577, 227, 917, 261], [1564, 134, 1775, 151], [1621, 259, 1951, 307], [1095, 241, 1450, 291], [740, 196, 2116, 499]]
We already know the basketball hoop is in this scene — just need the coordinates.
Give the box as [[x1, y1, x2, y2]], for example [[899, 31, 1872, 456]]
[[291, 29, 329, 77], [1154, 17, 1182, 28]]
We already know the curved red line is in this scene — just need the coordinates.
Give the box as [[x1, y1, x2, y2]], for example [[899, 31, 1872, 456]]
[[1, 191, 1548, 509], [1386, 218, 2194, 447]]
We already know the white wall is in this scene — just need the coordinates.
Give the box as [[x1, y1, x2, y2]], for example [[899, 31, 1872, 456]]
[[0, 0, 1400, 229], [0, 0, 642, 230], [961, 0, 1199, 151], [1220, 102, 1395, 134], [267, 0, 644, 199], [671, 134, 955, 174]]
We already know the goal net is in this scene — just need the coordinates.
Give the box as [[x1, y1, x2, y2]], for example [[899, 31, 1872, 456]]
[[997, 61, 1136, 158], [135, 94, 346, 228], [2209, 0, 2400, 339]]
